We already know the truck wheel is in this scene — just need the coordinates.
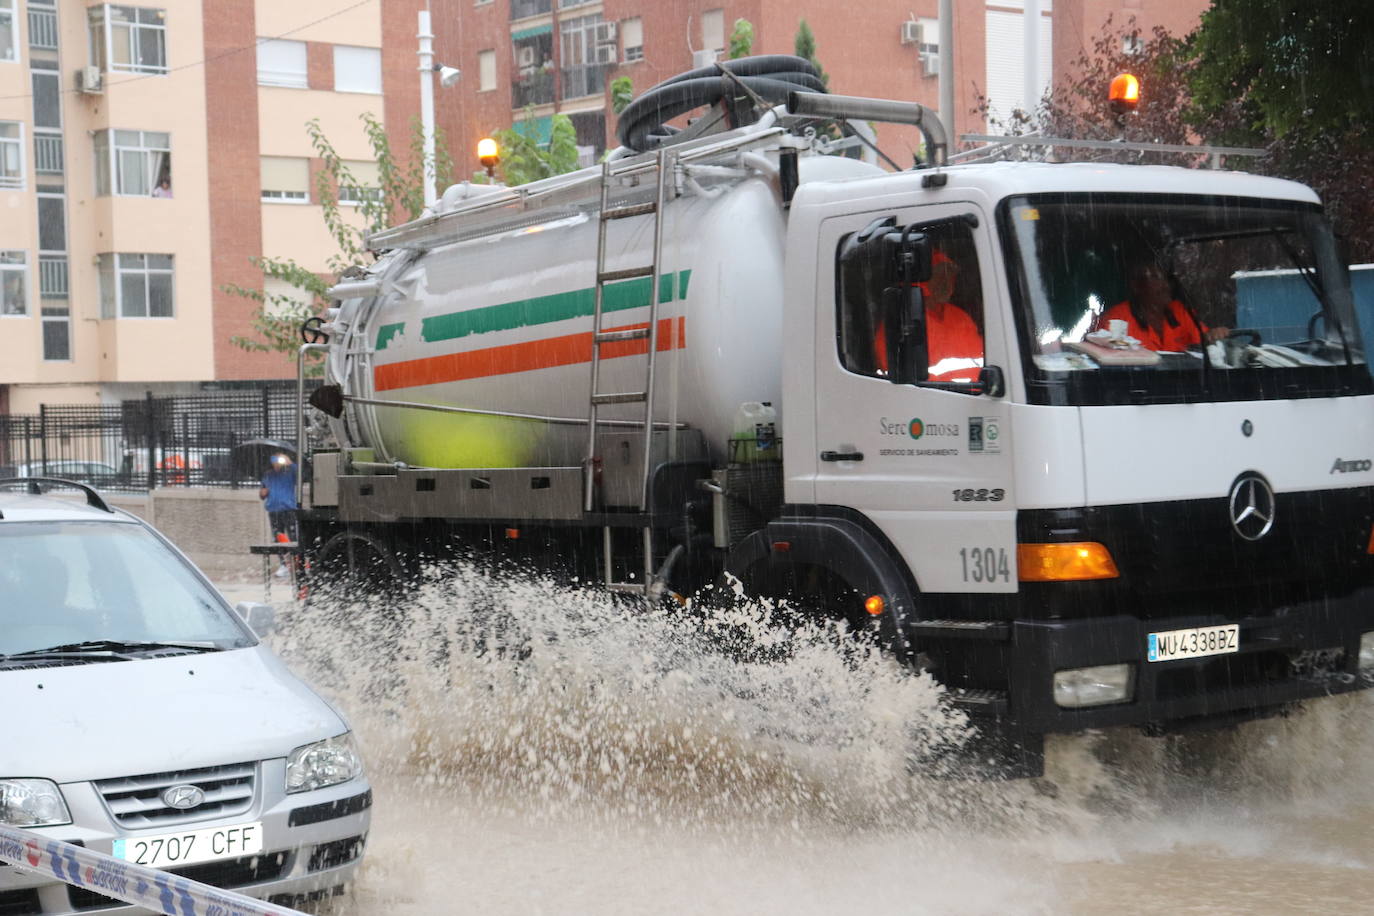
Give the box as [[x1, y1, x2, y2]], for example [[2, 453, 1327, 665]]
[[312, 530, 407, 593], [709, 559, 871, 660]]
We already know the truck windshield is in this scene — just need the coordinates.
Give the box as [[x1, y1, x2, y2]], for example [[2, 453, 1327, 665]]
[[1001, 193, 1373, 406], [0, 522, 252, 658]]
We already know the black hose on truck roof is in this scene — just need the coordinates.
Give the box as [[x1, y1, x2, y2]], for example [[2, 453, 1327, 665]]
[[615, 54, 826, 153]]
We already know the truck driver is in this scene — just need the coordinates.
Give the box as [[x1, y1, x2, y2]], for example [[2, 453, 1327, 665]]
[[1095, 260, 1229, 350]]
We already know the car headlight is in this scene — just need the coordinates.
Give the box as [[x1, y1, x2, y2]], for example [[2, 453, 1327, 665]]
[[286, 733, 363, 794], [0, 778, 72, 827]]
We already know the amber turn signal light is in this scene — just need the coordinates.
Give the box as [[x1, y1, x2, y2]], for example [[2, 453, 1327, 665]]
[[864, 595, 885, 616], [1017, 542, 1120, 581], [1366, 524, 1374, 554]]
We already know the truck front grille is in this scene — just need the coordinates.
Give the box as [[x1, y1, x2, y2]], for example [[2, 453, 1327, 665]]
[[94, 762, 256, 829]]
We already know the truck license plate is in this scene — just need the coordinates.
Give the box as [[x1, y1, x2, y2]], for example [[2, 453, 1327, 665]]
[[112, 822, 263, 868], [1147, 624, 1239, 662]]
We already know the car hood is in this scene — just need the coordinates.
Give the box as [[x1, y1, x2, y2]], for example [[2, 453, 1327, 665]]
[[2, 646, 347, 783]]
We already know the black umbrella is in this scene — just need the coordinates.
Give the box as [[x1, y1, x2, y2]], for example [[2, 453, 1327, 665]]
[[230, 438, 298, 479]]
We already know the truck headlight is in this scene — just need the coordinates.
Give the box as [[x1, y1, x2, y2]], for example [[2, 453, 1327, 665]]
[[1359, 632, 1374, 669], [1053, 663, 1135, 708], [286, 733, 363, 794], [0, 778, 72, 827]]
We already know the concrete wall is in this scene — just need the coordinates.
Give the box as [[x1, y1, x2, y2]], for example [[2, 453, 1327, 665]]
[[95, 487, 270, 583]]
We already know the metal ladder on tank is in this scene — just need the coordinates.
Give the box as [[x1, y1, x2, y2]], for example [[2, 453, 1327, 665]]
[[583, 147, 675, 597]]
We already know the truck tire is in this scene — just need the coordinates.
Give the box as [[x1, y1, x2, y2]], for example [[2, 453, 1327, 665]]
[[719, 512, 919, 661], [312, 529, 407, 593]]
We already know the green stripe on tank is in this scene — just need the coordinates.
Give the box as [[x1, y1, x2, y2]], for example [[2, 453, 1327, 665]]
[[376, 323, 405, 350], [375, 269, 692, 351]]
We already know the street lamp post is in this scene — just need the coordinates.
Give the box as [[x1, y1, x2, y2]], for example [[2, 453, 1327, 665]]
[[418, 10, 437, 208]]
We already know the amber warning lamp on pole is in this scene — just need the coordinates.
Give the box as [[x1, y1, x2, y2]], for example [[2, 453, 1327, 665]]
[[477, 137, 500, 179], [1108, 72, 1140, 115]]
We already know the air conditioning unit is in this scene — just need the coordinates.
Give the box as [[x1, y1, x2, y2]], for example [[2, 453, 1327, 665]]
[[594, 44, 617, 65], [692, 49, 719, 69], [900, 20, 921, 45], [517, 45, 537, 68], [593, 21, 617, 45], [920, 51, 940, 77], [76, 65, 103, 94]]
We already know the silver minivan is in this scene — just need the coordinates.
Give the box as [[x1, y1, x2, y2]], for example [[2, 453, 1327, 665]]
[[0, 481, 371, 913]]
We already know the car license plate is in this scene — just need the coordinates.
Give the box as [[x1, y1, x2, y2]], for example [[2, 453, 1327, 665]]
[[1147, 624, 1240, 662], [112, 822, 263, 868]]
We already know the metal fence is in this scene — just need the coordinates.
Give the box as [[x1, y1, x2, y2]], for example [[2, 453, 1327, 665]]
[[0, 388, 308, 490]]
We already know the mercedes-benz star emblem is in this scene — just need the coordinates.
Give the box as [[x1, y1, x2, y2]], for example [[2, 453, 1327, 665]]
[[1228, 472, 1275, 541], [161, 785, 205, 810]]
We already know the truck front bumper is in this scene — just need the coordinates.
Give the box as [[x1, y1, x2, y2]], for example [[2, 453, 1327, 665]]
[[1003, 584, 1374, 735]]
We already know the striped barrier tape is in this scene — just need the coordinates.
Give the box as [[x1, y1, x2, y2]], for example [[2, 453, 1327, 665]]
[[0, 824, 306, 916]]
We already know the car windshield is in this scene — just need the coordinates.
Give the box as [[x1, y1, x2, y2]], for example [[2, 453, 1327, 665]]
[[1001, 193, 1373, 405], [0, 521, 253, 657]]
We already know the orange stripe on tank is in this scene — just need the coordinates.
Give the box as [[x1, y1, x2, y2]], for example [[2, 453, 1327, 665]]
[[373, 317, 686, 392]]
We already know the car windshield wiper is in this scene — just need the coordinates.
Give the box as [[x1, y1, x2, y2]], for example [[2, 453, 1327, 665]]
[[1, 639, 226, 661]]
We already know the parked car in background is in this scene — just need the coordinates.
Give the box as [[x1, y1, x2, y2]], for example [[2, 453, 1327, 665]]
[[0, 480, 371, 913], [13, 461, 125, 489]]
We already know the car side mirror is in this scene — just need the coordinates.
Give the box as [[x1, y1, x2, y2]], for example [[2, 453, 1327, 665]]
[[235, 601, 276, 637]]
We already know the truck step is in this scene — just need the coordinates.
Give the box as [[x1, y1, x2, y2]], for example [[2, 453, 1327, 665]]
[[603, 202, 658, 221], [946, 688, 1009, 716], [592, 391, 648, 405], [594, 327, 651, 344], [599, 266, 655, 283], [911, 619, 1011, 640]]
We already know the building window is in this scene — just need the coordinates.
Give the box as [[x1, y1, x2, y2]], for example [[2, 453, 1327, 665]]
[[561, 13, 607, 100], [94, 129, 170, 197], [338, 159, 381, 205], [512, 29, 554, 108], [702, 9, 724, 55], [260, 156, 310, 202], [478, 49, 496, 91], [334, 45, 381, 94], [89, 5, 167, 75], [0, 121, 22, 188], [1, 251, 26, 316], [42, 309, 70, 360], [31, 70, 60, 129], [257, 38, 307, 88], [0, 0, 16, 62], [621, 18, 643, 62], [98, 253, 174, 318], [1122, 34, 1143, 55]]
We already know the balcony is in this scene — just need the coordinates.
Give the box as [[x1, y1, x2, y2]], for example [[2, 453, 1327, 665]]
[[561, 63, 608, 100], [34, 132, 62, 175], [510, 0, 551, 21], [512, 69, 554, 108], [28, 8, 58, 51], [39, 256, 68, 299]]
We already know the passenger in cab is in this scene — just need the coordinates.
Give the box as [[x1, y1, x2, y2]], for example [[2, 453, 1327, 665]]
[[876, 248, 984, 382], [1096, 261, 1229, 351]]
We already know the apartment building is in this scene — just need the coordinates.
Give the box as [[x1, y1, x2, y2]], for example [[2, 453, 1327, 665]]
[[0, 0, 1205, 414], [429, 0, 1208, 178], [0, 0, 422, 413]]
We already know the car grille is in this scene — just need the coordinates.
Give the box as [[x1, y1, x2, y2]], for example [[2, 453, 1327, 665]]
[[0, 889, 40, 916], [66, 851, 290, 911], [94, 762, 256, 829]]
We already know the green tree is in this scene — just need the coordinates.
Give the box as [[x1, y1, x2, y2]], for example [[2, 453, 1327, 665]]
[[729, 18, 755, 59], [793, 19, 829, 88], [1189, 0, 1374, 142], [491, 109, 580, 185], [610, 75, 634, 116], [228, 114, 452, 361]]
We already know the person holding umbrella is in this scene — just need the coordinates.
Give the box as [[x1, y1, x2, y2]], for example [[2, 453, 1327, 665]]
[[259, 453, 298, 578]]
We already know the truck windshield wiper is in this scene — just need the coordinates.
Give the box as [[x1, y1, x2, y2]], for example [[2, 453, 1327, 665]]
[[1, 639, 226, 661]]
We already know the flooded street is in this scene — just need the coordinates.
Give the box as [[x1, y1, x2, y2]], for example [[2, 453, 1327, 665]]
[[239, 568, 1374, 915]]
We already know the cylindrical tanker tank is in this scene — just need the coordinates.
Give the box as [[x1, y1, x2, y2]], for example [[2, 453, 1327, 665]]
[[329, 154, 879, 469]]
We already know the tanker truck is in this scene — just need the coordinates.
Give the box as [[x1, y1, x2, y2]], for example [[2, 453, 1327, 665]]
[[295, 58, 1374, 775]]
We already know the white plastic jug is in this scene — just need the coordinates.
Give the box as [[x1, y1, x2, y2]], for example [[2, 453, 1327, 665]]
[[730, 401, 779, 462]]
